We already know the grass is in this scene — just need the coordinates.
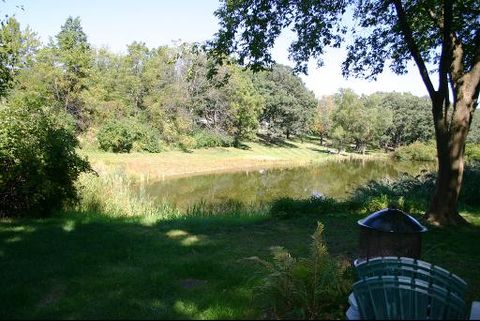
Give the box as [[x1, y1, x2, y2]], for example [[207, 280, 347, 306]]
[[1, 199, 479, 319], [80, 139, 386, 181], [2, 146, 479, 319]]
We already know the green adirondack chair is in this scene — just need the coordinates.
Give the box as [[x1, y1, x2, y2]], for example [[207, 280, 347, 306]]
[[354, 256, 467, 298], [352, 275, 466, 320]]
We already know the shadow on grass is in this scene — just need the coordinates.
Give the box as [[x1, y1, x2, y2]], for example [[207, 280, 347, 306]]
[[1, 197, 479, 319], [0, 205, 348, 319], [255, 134, 299, 148]]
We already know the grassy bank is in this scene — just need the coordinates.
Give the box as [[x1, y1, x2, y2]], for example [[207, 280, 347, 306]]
[[81, 139, 387, 181]]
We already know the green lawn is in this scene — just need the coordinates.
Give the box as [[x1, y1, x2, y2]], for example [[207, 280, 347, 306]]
[[1, 207, 479, 319]]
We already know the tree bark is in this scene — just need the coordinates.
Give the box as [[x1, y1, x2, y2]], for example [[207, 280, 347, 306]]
[[425, 97, 472, 226]]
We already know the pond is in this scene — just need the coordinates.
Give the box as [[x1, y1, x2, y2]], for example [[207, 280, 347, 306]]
[[144, 159, 435, 210]]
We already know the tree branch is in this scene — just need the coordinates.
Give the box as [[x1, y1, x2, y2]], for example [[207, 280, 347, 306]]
[[467, 29, 480, 103], [392, 0, 436, 99]]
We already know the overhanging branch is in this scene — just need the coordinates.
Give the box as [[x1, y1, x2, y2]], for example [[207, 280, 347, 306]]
[[392, 0, 436, 99]]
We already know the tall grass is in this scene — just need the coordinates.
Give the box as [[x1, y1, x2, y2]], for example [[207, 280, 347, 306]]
[[75, 172, 181, 220], [75, 171, 271, 221]]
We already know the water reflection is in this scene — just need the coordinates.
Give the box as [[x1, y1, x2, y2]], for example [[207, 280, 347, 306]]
[[144, 159, 435, 210]]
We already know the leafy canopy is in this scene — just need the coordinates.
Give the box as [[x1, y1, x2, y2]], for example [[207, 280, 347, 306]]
[[209, 0, 480, 80]]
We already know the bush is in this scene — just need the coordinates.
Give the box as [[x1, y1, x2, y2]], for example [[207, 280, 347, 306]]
[[465, 144, 480, 163], [97, 120, 134, 153], [270, 196, 339, 219], [0, 104, 90, 217], [130, 121, 162, 153], [392, 141, 437, 161], [97, 118, 161, 153], [349, 162, 480, 212], [250, 223, 352, 319], [192, 129, 234, 148]]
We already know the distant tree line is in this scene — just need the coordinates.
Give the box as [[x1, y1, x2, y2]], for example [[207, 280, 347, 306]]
[[1, 16, 479, 154]]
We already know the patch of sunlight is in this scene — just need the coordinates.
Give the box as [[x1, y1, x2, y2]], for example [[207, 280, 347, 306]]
[[166, 230, 209, 246], [181, 235, 208, 246], [199, 305, 236, 319], [11, 226, 36, 233], [174, 300, 199, 317], [62, 220, 76, 232], [5, 236, 22, 243], [166, 230, 189, 239]]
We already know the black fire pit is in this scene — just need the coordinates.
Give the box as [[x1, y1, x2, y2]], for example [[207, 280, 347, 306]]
[[357, 208, 428, 260]]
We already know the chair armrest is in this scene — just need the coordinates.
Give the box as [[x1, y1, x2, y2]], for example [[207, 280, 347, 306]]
[[470, 301, 480, 320]]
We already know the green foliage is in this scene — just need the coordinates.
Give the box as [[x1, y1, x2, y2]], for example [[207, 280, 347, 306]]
[[192, 129, 234, 148], [467, 113, 480, 144], [97, 118, 161, 153], [349, 172, 435, 215], [54, 16, 93, 129], [465, 144, 480, 163], [332, 89, 393, 153], [270, 197, 338, 220], [377, 92, 434, 146], [97, 120, 135, 153], [350, 162, 480, 212], [0, 17, 39, 97], [392, 141, 437, 161], [250, 223, 352, 320], [253, 64, 317, 140], [0, 103, 90, 217]]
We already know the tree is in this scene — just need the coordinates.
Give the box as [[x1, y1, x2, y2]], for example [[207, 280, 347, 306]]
[[376, 92, 434, 147], [0, 102, 90, 217], [0, 17, 39, 97], [311, 96, 335, 145], [252, 64, 317, 140], [54, 16, 93, 130], [332, 89, 393, 153], [209, 0, 480, 226]]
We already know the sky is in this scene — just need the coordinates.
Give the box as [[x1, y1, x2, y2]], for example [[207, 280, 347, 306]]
[[3, 0, 429, 98]]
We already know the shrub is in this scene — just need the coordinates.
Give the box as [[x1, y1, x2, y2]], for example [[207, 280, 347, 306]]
[[97, 118, 161, 153], [192, 129, 234, 148], [465, 144, 480, 163], [249, 223, 352, 319], [459, 164, 480, 207], [130, 122, 162, 153], [392, 141, 437, 161], [97, 119, 134, 152], [349, 162, 480, 212], [0, 104, 90, 217], [270, 197, 339, 219]]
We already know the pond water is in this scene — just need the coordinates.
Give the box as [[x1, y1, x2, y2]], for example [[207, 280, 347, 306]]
[[144, 159, 435, 210]]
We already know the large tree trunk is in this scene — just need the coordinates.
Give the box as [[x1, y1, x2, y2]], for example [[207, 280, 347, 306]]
[[425, 97, 473, 226]]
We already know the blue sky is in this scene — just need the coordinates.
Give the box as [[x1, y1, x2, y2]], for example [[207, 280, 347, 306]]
[[3, 0, 428, 98]]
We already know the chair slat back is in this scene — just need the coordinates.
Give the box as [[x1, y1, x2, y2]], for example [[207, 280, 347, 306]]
[[355, 257, 467, 298], [353, 276, 466, 320]]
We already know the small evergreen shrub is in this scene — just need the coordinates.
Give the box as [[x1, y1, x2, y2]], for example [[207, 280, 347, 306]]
[[393, 141, 437, 161], [249, 222, 352, 319], [0, 104, 90, 217]]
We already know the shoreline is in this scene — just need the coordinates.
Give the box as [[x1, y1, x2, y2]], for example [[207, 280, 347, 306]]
[[83, 142, 389, 182]]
